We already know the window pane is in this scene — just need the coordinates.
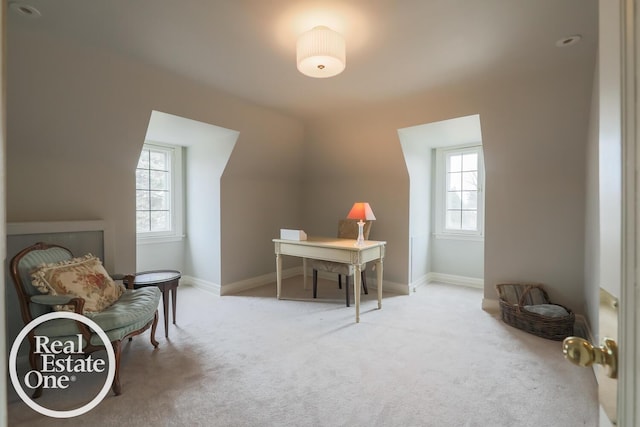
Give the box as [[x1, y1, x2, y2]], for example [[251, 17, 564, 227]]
[[461, 191, 477, 210], [447, 172, 461, 191], [136, 211, 150, 233], [150, 151, 168, 171], [150, 211, 170, 232], [446, 210, 462, 230], [439, 146, 483, 236], [462, 171, 477, 191], [150, 191, 169, 210], [136, 145, 176, 236], [150, 170, 168, 190], [136, 190, 149, 210], [137, 150, 149, 169], [446, 192, 462, 210], [135, 169, 149, 189], [461, 211, 477, 230], [448, 154, 462, 172], [462, 153, 478, 171]]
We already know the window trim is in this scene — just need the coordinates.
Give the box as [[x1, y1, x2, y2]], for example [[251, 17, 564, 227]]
[[136, 141, 184, 243], [434, 144, 485, 240]]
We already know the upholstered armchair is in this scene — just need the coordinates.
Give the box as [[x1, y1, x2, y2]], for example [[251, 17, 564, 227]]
[[10, 242, 161, 398], [311, 219, 372, 306]]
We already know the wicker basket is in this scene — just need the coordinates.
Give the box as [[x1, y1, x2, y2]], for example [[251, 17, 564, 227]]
[[495, 283, 574, 341]]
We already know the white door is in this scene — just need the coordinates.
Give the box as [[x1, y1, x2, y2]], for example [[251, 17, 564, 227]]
[[599, 1, 640, 424], [617, 1, 640, 425], [564, 2, 639, 426], [611, 1, 640, 425]]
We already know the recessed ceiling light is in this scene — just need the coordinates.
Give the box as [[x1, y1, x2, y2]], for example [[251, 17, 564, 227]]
[[555, 35, 581, 48], [9, 2, 41, 18]]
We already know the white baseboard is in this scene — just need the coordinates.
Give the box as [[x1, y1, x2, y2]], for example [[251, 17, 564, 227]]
[[429, 272, 484, 289], [482, 297, 500, 314], [185, 267, 409, 296], [314, 270, 410, 295], [180, 275, 221, 295], [186, 269, 486, 298], [182, 267, 302, 296], [409, 274, 430, 293], [222, 267, 302, 296], [377, 278, 411, 295], [573, 314, 592, 341]]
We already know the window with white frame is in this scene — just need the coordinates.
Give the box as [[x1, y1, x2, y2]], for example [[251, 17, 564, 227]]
[[136, 143, 183, 240], [435, 145, 484, 238]]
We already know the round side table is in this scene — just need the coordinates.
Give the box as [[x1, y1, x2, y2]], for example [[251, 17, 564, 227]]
[[125, 270, 181, 338]]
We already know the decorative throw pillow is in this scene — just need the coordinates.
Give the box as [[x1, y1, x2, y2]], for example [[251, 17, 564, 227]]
[[31, 254, 124, 313]]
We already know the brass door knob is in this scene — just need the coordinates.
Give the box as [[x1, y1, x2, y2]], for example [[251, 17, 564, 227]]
[[562, 336, 617, 379]]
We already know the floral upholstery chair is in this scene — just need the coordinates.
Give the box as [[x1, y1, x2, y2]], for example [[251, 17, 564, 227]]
[[10, 242, 161, 397]]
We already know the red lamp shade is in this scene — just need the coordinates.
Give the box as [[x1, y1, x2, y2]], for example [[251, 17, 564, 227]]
[[347, 202, 376, 221]]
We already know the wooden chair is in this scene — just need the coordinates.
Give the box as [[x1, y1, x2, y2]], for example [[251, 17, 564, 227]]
[[311, 219, 371, 306], [10, 242, 161, 397]]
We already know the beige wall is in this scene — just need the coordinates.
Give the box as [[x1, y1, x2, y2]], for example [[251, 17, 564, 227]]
[[8, 23, 594, 313], [303, 65, 593, 310], [7, 28, 305, 285]]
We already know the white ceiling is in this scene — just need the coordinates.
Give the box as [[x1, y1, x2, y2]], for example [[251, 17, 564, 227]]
[[7, 0, 597, 120]]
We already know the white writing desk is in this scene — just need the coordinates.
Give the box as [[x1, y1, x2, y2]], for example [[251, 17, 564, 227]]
[[273, 237, 386, 323]]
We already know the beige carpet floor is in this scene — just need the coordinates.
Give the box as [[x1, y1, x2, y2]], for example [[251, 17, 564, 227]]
[[7, 277, 598, 426]]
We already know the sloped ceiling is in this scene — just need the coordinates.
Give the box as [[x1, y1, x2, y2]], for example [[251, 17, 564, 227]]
[[7, 0, 597, 120]]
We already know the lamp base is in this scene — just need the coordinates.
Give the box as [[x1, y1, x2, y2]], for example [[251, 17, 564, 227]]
[[355, 220, 365, 246]]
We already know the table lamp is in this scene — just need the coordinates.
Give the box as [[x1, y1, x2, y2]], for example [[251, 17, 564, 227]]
[[347, 202, 376, 246]]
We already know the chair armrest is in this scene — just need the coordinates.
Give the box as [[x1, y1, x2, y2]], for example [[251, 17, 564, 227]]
[[30, 294, 86, 314]]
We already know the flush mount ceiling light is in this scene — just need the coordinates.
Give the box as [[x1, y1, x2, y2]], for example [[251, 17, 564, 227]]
[[555, 35, 582, 47], [296, 26, 346, 78]]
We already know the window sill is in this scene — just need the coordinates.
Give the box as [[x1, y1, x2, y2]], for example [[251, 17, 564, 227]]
[[136, 235, 185, 245], [434, 233, 484, 242]]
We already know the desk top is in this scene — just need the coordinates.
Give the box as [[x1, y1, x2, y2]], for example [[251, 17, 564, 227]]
[[273, 236, 386, 251]]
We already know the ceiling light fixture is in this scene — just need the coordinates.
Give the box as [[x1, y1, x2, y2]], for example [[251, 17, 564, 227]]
[[296, 26, 346, 78]]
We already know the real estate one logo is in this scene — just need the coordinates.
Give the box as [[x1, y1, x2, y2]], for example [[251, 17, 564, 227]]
[[9, 312, 116, 418]]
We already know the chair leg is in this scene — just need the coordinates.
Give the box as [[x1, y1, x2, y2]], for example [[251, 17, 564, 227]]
[[362, 271, 368, 294], [150, 310, 159, 348], [345, 275, 350, 307], [313, 269, 318, 298], [338, 274, 342, 289], [111, 340, 122, 396], [29, 341, 43, 399]]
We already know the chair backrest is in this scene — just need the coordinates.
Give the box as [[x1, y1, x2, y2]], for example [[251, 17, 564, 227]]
[[10, 242, 74, 325], [338, 219, 372, 240]]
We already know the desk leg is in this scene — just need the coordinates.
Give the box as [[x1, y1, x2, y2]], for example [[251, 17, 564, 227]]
[[303, 258, 308, 290], [354, 264, 361, 323], [276, 253, 282, 299], [376, 259, 383, 309]]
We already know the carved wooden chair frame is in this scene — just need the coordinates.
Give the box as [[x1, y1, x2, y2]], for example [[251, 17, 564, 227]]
[[10, 242, 159, 397]]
